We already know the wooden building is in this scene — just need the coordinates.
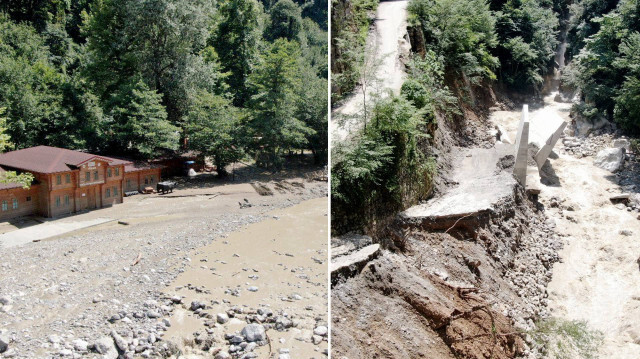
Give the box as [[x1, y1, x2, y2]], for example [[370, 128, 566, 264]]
[[0, 146, 163, 221]]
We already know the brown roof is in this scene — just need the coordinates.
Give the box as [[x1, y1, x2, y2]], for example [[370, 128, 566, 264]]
[[0, 146, 131, 174]]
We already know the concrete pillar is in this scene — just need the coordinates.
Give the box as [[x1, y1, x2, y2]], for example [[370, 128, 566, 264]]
[[513, 104, 529, 186], [529, 108, 567, 170]]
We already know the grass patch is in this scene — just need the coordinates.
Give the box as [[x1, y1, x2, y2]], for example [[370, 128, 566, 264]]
[[530, 318, 603, 359]]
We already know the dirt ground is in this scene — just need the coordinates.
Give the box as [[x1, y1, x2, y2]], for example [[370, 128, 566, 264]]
[[0, 162, 328, 359]]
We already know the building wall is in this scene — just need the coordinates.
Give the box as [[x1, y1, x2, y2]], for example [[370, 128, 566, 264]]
[[0, 185, 40, 221], [50, 187, 76, 217], [102, 179, 123, 206], [78, 160, 107, 187], [123, 169, 162, 193]]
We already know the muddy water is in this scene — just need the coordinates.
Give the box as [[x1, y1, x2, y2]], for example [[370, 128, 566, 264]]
[[489, 93, 640, 357], [162, 197, 328, 357]]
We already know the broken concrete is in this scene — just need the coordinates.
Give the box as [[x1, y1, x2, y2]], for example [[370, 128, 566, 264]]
[[514, 105, 530, 186], [331, 244, 380, 284], [400, 144, 518, 238], [0, 217, 114, 248], [529, 107, 567, 170]]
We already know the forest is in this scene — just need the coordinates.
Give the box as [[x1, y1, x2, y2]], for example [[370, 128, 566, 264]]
[[0, 0, 328, 175], [331, 0, 640, 233]]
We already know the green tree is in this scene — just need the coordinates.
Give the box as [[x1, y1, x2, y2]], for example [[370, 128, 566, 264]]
[[212, 0, 262, 106], [104, 79, 179, 158], [186, 91, 244, 176], [248, 39, 313, 167], [266, 0, 303, 41], [0, 108, 34, 188]]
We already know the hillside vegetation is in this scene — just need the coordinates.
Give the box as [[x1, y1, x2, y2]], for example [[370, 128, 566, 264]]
[[0, 0, 327, 170], [332, 0, 640, 234]]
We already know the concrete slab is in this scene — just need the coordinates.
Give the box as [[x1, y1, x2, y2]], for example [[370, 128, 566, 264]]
[[0, 217, 114, 248], [514, 105, 530, 186], [400, 144, 518, 233], [529, 107, 567, 170], [331, 244, 381, 284]]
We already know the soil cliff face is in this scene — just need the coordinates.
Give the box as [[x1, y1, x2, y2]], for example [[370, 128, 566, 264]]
[[332, 174, 562, 358]]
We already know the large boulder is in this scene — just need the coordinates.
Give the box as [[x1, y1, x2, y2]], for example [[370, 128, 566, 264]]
[[241, 324, 266, 342], [594, 147, 625, 172]]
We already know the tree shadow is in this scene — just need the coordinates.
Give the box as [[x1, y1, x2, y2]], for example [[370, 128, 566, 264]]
[[165, 154, 327, 191]]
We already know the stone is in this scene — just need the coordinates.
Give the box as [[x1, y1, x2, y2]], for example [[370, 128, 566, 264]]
[[312, 335, 323, 345], [94, 337, 118, 359], [190, 301, 205, 311], [217, 313, 229, 324], [215, 352, 231, 359], [111, 330, 128, 352], [613, 138, 630, 151], [594, 147, 625, 172], [0, 296, 11, 306], [72, 339, 88, 352], [59, 349, 73, 356], [0, 334, 8, 353], [247, 286, 258, 292], [313, 325, 328, 336], [48, 335, 61, 344], [620, 230, 633, 236], [241, 324, 266, 342]]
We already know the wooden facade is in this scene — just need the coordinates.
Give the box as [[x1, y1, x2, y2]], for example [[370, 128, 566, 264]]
[[0, 146, 163, 221]]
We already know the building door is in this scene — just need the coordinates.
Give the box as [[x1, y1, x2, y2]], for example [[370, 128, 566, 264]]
[[87, 187, 97, 209]]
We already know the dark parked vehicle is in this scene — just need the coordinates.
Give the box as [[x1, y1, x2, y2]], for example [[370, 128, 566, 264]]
[[157, 181, 176, 194]]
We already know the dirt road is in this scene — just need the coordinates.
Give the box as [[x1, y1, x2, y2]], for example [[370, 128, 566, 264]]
[[330, 0, 409, 142]]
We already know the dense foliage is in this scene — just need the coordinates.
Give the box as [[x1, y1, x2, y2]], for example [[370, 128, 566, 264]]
[[0, 0, 327, 171], [563, 0, 640, 134]]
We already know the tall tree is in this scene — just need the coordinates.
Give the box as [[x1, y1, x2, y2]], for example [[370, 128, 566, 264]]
[[186, 91, 244, 176], [212, 0, 262, 106], [104, 79, 179, 158], [248, 39, 313, 167], [266, 0, 303, 41]]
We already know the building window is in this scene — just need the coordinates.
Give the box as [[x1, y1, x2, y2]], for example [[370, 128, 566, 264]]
[[106, 188, 110, 198], [94, 171, 98, 180], [2, 201, 7, 211], [55, 196, 61, 207], [113, 186, 118, 197], [145, 177, 149, 185], [107, 168, 112, 177], [56, 175, 61, 185], [115, 168, 120, 176], [85, 172, 90, 181], [126, 179, 131, 189], [12, 198, 17, 209], [26, 196, 31, 202], [65, 174, 70, 183], [64, 195, 69, 206]]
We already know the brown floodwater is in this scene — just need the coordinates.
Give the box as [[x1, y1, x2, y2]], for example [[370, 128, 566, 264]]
[[162, 197, 328, 358]]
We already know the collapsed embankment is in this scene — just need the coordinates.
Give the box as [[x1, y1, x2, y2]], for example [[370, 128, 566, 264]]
[[332, 180, 562, 358]]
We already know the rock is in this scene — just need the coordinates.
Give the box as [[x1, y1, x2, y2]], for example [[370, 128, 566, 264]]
[[0, 296, 11, 306], [48, 335, 61, 344], [247, 286, 258, 292], [110, 330, 128, 352], [59, 349, 73, 356], [313, 325, 328, 336], [620, 230, 633, 236], [613, 138, 630, 151], [215, 352, 231, 359], [217, 313, 229, 324], [0, 334, 8, 353], [594, 147, 625, 172], [94, 337, 118, 359], [190, 301, 205, 311], [241, 324, 266, 342], [72, 339, 88, 352], [146, 310, 160, 318], [312, 335, 323, 345], [610, 193, 631, 201]]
